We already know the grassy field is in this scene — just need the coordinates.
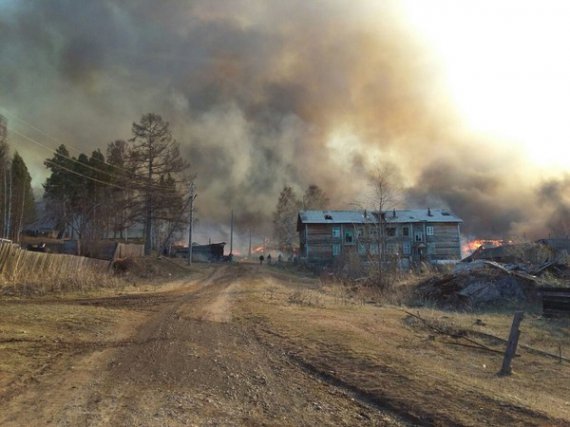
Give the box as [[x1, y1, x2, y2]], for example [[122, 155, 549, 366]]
[[1, 261, 568, 425], [240, 267, 570, 425], [0, 258, 211, 399]]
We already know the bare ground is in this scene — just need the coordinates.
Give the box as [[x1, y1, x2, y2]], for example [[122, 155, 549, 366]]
[[0, 263, 568, 426]]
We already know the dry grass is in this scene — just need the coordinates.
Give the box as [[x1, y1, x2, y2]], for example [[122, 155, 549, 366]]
[[0, 261, 214, 406], [0, 299, 144, 397], [1, 270, 123, 297], [1, 262, 568, 425], [0, 254, 204, 298], [239, 271, 570, 425]]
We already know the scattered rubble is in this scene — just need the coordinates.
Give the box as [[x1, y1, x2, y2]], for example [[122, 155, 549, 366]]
[[416, 241, 570, 309]]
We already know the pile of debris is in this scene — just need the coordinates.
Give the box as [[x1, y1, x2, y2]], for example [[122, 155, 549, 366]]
[[416, 241, 570, 309]]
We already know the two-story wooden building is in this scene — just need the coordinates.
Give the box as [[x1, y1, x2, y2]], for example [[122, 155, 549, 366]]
[[297, 209, 463, 268]]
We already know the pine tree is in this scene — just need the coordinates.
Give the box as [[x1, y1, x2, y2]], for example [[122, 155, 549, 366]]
[[10, 152, 35, 242], [273, 186, 301, 255], [106, 140, 133, 239], [43, 144, 79, 237], [0, 115, 9, 237], [302, 184, 329, 210], [129, 113, 189, 255]]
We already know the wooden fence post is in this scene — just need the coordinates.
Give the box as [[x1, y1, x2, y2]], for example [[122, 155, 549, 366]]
[[498, 311, 524, 376]]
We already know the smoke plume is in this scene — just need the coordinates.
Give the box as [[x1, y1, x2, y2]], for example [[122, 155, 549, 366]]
[[0, 0, 565, 240]]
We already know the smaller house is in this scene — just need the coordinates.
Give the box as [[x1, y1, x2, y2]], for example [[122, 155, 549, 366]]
[[173, 242, 226, 262], [297, 209, 463, 268]]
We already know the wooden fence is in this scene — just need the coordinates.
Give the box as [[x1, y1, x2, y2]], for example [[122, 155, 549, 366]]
[[0, 241, 111, 292], [80, 241, 145, 260], [539, 287, 570, 317], [115, 243, 145, 259]]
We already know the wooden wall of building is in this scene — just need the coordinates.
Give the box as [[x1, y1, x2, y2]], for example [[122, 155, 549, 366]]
[[300, 221, 461, 264]]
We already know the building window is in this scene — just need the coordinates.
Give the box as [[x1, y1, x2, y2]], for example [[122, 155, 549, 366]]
[[356, 228, 364, 239], [415, 231, 423, 242], [402, 227, 409, 237], [403, 241, 411, 255], [358, 242, 366, 255], [386, 227, 396, 237], [332, 243, 341, 256], [386, 243, 398, 254], [345, 229, 354, 244], [370, 244, 379, 255], [426, 226, 434, 236], [332, 226, 341, 238]]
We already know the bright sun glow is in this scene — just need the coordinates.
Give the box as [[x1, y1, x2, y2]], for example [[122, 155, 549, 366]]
[[400, 0, 570, 170]]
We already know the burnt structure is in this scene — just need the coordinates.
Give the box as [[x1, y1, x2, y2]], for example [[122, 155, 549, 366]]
[[174, 242, 226, 262], [297, 209, 462, 268]]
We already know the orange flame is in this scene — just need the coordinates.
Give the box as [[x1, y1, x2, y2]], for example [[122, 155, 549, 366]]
[[462, 239, 507, 255]]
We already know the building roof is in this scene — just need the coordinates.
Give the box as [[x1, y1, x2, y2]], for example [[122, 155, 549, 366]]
[[298, 209, 462, 225], [298, 210, 377, 225], [384, 209, 462, 224]]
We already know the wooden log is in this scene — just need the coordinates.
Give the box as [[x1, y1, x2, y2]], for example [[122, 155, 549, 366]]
[[498, 311, 524, 376]]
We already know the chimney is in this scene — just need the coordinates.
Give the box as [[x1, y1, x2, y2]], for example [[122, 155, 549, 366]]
[[392, 209, 396, 218], [427, 207, 433, 217]]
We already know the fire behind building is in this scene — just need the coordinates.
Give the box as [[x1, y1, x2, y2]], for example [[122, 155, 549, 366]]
[[297, 209, 462, 269]]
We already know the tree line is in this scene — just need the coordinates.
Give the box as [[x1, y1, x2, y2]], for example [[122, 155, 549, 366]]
[[43, 113, 191, 255], [273, 184, 329, 254], [0, 115, 36, 242], [1, 113, 191, 254]]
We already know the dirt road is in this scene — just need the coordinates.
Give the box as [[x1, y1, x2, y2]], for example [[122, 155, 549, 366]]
[[0, 265, 405, 426], [1, 263, 568, 426]]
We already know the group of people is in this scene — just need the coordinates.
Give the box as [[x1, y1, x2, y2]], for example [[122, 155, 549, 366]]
[[258, 253, 282, 265]]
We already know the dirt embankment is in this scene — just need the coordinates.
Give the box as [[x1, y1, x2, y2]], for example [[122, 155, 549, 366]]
[[0, 263, 568, 426]]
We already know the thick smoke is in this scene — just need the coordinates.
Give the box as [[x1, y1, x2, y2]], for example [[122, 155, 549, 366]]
[[0, 0, 565, 240], [537, 176, 570, 237]]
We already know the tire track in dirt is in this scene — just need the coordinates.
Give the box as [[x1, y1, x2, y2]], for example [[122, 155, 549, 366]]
[[1, 265, 411, 426], [251, 268, 569, 427], [57, 264, 406, 426]]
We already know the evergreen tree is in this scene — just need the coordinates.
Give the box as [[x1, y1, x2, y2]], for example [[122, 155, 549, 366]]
[[9, 152, 35, 241], [273, 186, 301, 255], [43, 144, 80, 237], [0, 115, 9, 237], [302, 184, 329, 210], [129, 113, 189, 255], [106, 140, 136, 239]]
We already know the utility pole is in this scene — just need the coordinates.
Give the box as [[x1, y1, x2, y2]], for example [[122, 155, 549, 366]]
[[187, 182, 197, 266], [0, 116, 7, 239], [229, 209, 234, 256], [248, 229, 252, 258], [3, 167, 7, 238], [6, 166, 11, 240], [16, 185, 26, 244]]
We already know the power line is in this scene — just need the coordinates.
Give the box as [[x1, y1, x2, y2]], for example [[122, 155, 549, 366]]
[[2, 109, 188, 189], [2, 110, 98, 160], [12, 127, 162, 190], [42, 158, 138, 191], [10, 125, 186, 192]]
